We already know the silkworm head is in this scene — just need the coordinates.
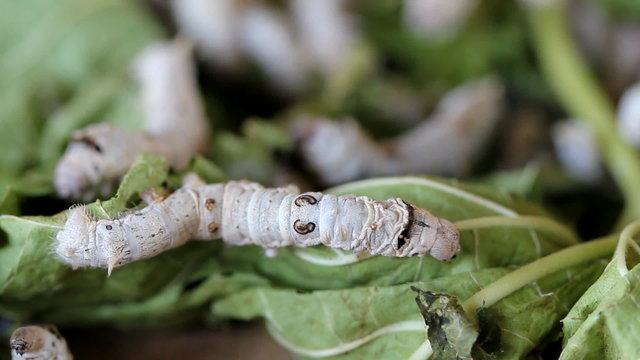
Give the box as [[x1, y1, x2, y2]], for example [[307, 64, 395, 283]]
[[10, 326, 46, 356], [54, 124, 135, 201], [405, 208, 460, 260], [54, 141, 103, 200], [431, 218, 461, 261], [55, 208, 98, 268], [94, 219, 130, 271], [56, 208, 129, 271]]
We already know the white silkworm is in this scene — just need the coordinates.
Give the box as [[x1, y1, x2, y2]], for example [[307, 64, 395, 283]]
[[53, 124, 158, 201], [169, 0, 241, 69], [291, 0, 356, 74], [403, 0, 478, 41], [239, 4, 306, 93], [618, 82, 640, 149], [55, 180, 460, 274], [10, 325, 72, 360], [170, 0, 360, 91], [54, 38, 210, 201], [552, 119, 603, 183], [294, 77, 504, 185]]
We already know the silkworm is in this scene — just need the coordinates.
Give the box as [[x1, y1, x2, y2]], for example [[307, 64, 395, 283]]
[[169, 0, 242, 69], [171, 0, 307, 93], [552, 119, 603, 183], [54, 38, 210, 201], [55, 180, 460, 274], [403, 0, 479, 41], [291, 0, 356, 74], [239, 4, 306, 93], [170, 0, 359, 92], [10, 325, 72, 360], [294, 77, 504, 185], [618, 82, 640, 149]]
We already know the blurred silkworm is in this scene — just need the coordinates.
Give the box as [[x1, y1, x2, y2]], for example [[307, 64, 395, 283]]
[[170, 0, 360, 92], [604, 24, 640, 95], [555, 76, 640, 182], [403, 0, 479, 41], [55, 178, 460, 274], [133, 38, 211, 167], [239, 4, 306, 93], [291, 0, 357, 74], [170, 0, 306, 93], [552, 119, 603, 183], [10, 325, 72, 360], [570, 0, 640, 95], [294, 77, 504, 185], [54, 38, 210, 201], [570, 0, 608, 65], [618, 83, 640, 149], [169, 0, 241, 69]]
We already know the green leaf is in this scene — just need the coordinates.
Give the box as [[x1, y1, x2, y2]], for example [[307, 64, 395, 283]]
[[184, 156, 228, 184], [213, 269, 502, 360], [37, 257, 269, 328], [213, 259, 605, 360], [221, 176, 578, 290], [166, 155, 228, 189], [560, 222, 640, 359], [243, 118, 294, 152], [477, 166, 543, 202], [474, 260, 606, 359], [90, 153, 168, 217], [212, 131, 281, 185]]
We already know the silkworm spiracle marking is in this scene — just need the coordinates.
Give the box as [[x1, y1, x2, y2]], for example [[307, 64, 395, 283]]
[[293, 219, 316, 234], [55, 181, 461, 271], [294, 194, 318, 206]]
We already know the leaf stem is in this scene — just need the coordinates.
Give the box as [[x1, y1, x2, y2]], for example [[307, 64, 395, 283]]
[[455, 216, 579, 246], [328, 176, 518, 217], [615, 219, 640, 275], [265, 319, 425, 358], [461, 236, 617, 319], [524, 1, 640, 220]]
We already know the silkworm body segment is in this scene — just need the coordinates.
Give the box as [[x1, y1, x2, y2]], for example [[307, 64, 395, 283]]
[[56, 181, 460, 271]]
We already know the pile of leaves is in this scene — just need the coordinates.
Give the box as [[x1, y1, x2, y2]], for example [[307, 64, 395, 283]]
[[1, 0, 640, 359]]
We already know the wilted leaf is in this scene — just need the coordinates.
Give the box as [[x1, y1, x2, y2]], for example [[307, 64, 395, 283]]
[[560, 222, 640, 359], [477, 260, 606, 359], [213, 258, 605, 360], [213, 269, 504, 360], [413, 288, 476, 360]]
